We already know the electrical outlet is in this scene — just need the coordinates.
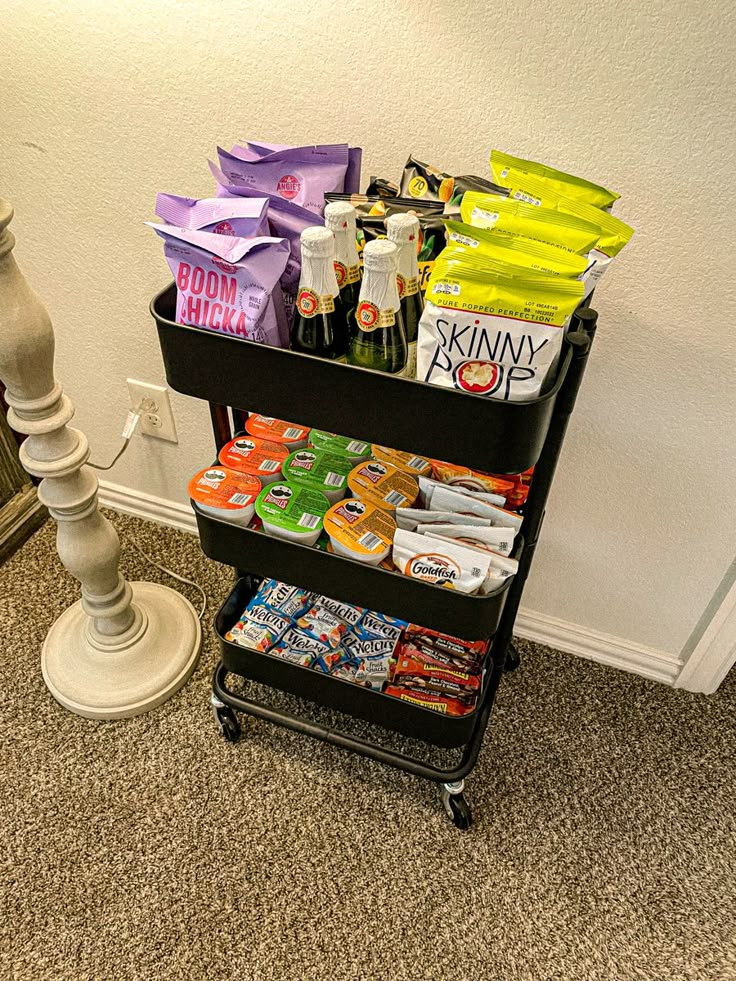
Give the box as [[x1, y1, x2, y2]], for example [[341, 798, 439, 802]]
[[126, 379, 178, 443]]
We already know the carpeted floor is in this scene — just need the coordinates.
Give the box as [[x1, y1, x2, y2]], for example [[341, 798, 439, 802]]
[[1, 512, 734, 981]]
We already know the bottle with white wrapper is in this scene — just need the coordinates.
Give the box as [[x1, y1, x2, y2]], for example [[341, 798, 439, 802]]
[[348, 239, 407, 376], [387, 212, 424, 379], [324, 201, 361, 322], [290, 226, 349, 361]]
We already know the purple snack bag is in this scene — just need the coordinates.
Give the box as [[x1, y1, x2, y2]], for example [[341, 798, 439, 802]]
[[209, 161, 323, 293], [216, 144, 349, 215], [235, 141, 363, 195], [155, 193, 270, 237], [147, 223, 289, 345]]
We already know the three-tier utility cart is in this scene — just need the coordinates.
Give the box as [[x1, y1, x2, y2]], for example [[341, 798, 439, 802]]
[[152, 284, 597, 829]]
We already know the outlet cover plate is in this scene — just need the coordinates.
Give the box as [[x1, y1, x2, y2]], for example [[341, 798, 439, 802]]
[[127, 379, 178, 443]]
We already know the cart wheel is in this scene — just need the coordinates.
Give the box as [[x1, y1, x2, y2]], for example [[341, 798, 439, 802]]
[[213, 705, 241, 743], [441, 781, 473, 831], [504, 643, 521, 673]]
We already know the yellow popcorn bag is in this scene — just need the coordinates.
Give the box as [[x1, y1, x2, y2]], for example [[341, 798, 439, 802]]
[[443, 221, 589, 279], [490, 150, 620, 209], [460, 192, 602, 256]]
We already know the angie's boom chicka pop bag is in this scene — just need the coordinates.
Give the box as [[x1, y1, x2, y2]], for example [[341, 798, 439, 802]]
[[416, 253, 584, 401], [147, 223, 290, 345], [154, 193, 270, 237], [234, 141, 362, 198]]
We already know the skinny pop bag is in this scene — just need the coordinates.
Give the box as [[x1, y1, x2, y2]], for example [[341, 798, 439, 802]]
[[460, 192, 602, 256], [418, 255, 584, 401], [147, 223, 289, 345], [154, 193, 269, 237], [490, 149, 620, 209], [216, 144, 350, 215]]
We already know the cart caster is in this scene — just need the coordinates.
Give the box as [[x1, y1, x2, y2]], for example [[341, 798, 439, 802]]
[[211, 696, 241, 743], [441, 781, 473, 831], [504, 643, 521, 673]]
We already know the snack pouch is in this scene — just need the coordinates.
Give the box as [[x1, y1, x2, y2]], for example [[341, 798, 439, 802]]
[[147, 223, 290, 345], [422, 523, 517, 557], [296, 606, 349, 647], [324, 193, 445, 293], [226, 615, 287, 652], [281, 627, 333, 657], [400, 155, 510, 211], [358, 611, 406, 638], [330, 654, 360, 681], [444, 220, 589, 279], [234, 141, 363, 195], [314, 595, 365, 626], [479, 551, 519, 594], [460, 192, 602, 255], [251, 581, 313, 619], [428, 460, 515, 499], [154, 193, 270, 237], [209, 163, 323, 310], [313, 650, 347, 674], [355, 653, 393, 690], [216, 144, 350, 215], [418, 255, 584, 401], [268, 645, 315, 667], [393, 529, 490, 594], [428, 485, 523, 531], [403, 625, 489, 664], [393, 650, 481, 696], [490, 150, 620, 209], [418, 474, 506, 508], [395, 508, 491, 532], [491, 172, 634, 296]]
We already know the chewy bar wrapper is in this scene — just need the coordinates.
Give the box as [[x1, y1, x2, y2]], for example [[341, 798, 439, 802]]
[[154, 193, 269, 237], [216, 144, 351, 215], [394, 647, 481, 693], [404, 625, 489, 665], [148, 223, 290, 345], [384, 685, 473, 717], [393, 529, 490, 594]]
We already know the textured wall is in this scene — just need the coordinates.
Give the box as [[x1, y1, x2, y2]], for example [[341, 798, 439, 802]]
[[2, 0, 734, 655]]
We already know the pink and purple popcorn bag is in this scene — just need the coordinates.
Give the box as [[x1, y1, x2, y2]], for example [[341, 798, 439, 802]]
[[154, 193, 270, 237], [233, 141, 363, 196], [215, 143, 353, 215], [147, 223, 290, 346]]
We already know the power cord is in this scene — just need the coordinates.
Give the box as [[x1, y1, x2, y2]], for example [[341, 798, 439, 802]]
[[125, 536, 208, 621], [88, 403, 146, 471]]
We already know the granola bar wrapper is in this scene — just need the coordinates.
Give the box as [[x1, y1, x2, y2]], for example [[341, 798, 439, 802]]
[[403, 625, 490, 665], [216, 144, 350, 215], [147, 223, 290, 346], [384, 684, 474, 716]]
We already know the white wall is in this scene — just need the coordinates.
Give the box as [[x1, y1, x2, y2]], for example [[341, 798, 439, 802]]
[[2, 0, 735, 659]]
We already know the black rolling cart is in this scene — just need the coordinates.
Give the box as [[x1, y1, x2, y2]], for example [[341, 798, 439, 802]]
[[152, 284, 597, 829]]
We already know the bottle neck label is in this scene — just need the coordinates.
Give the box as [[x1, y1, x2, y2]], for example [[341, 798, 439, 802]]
[[356, 301, 395, 332], [297, 287, 335, 317], [397, 273, 419, 299], [334, 260, 360, 288]]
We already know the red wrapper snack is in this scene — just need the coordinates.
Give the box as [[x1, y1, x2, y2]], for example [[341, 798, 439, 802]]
[[394, 646, 481, 697], [428, 459, 515, 499], [384, 685, 474, 716], [403, 625, 489, 664], [488, 468, 533, 510]]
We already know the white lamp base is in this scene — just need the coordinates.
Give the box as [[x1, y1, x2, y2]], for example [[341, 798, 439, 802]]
[[41, 581, 202, 720]]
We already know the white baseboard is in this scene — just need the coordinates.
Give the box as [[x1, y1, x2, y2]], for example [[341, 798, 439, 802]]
[[515, 608, 683, 685], [98, 479, 197, 534], [98, 481, 684, 687]]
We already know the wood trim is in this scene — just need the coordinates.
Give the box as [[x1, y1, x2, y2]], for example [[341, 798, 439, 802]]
[[675, 578, 736, 694], [0, 483, 47, 563]]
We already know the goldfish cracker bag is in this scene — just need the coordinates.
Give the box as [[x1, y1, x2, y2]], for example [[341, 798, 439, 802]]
[[444, 221, 589, 279], [492, 171, 634, 296], [147, 223, 289, 345], [417, 253, 584, 401], [490, 150, 620, 209], [216, 144, 350, 215], [460, 192, 602, 256]]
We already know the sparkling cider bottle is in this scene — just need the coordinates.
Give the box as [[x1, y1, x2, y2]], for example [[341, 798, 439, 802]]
[[348, 239, 407, 375], [386, 212, 424, 378], [290, 226, 349, 361]]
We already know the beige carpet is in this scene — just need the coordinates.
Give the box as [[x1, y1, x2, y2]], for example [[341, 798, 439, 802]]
[[1, 512, 734, 981]]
